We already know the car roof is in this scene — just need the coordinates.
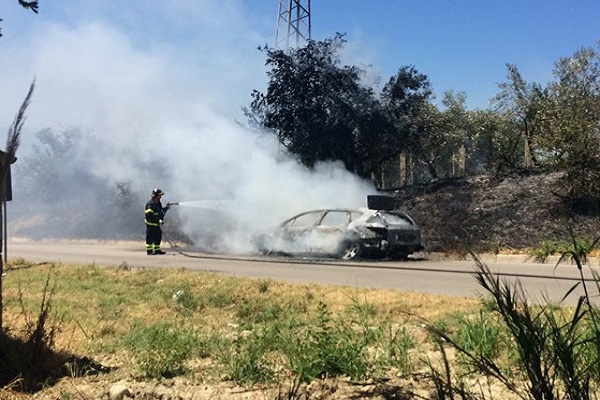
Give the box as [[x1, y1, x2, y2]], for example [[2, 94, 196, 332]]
[[278, 207, 418, 228], [284, 207, 409, 220], [290, 207, 370, 215]]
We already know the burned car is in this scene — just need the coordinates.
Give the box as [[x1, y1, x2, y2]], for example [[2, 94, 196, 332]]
[[254, 203, 423, 260]]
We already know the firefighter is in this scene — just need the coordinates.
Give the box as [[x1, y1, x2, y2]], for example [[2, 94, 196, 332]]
[[145, 188, 170, 255]]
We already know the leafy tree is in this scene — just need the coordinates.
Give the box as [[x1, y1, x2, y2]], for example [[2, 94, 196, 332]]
[[541, 47, 600, 209], [469, 109, 516, 174], [14, 127, 147, 239], [440, 92, 479, 176], [249, 34, 395, 181], [381, 66, 444, 180], [412, 91, 473, 180], [492, 64, 547, 170], [350, 94, 397, 185], [490, 46, 600, 211], [18, 128, 101, 207], [0, 1, 39, 37]]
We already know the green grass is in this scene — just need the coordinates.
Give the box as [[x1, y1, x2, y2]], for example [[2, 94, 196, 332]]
[[2, 262, 434, 389]]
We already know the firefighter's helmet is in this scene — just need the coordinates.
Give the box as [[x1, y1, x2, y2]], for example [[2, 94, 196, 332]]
[[152, 188, 164, 197]]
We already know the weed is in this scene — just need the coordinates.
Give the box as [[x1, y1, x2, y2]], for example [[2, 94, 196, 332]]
[[2, 263, 485, 396], [381, 323, 415, 375], [451, 310, 504, 373], [527, 240, 560, 263], [215, 326, 275, 385], [282, 301, 371, 382], [124, 322, 198, 378], [528, 236, 599, 264], [423, 343, 479, 400], [273, 374, 305, 400], [0, 272, 69, 392], [235, 297, 286, 325], [424, 256, 600, 400], [257, 279, 270, 293], [203, 284, 237, 309]]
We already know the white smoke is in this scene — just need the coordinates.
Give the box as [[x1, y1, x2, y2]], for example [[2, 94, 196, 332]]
[[0, 2, 377, 253]]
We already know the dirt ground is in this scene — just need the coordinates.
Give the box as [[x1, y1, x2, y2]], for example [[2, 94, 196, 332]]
[[1, 362, 516, 400], [0, 377, 425, 400]]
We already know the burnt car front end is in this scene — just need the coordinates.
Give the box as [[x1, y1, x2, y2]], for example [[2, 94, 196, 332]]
[[350, 209, 423, 260]]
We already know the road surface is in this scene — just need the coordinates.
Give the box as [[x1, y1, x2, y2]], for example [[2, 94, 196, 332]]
[[5, 238, 600, 304]]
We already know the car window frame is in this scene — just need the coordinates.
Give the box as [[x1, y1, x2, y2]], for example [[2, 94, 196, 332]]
[[320, 210, 352, 227]]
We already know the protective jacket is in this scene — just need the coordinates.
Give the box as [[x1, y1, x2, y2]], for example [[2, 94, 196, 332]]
[[145, 198, 167, 227]]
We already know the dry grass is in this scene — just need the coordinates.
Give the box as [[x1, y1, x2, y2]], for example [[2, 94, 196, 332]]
[[3, 262, 480, 354], [0, 261, 484, 398]]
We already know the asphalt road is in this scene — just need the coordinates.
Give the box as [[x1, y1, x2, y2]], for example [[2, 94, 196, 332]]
[[5, 238, 600, 305]]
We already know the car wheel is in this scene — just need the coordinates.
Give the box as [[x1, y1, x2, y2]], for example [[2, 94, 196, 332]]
[[260, 247, 273, 256], [338, 241, 361, 260], [255, 235, 272, 255]]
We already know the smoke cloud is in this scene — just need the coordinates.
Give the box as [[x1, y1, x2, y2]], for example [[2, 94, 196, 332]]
[[1, 2, 376, 254]]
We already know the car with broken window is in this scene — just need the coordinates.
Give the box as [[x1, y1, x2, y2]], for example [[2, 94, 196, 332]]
[[254, 197, 423, 260]]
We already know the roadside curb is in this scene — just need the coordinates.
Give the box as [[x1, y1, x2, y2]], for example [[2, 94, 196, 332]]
[[424, 252, 600, 267]]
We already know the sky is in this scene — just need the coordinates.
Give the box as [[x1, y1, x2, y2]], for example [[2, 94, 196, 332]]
[[313, 1, 600, 108], [0, 0, 598, 249], [1, 1, 598, 119]]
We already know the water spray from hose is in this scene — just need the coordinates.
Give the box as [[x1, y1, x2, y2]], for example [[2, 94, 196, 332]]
[[167, 200, 238, 211]]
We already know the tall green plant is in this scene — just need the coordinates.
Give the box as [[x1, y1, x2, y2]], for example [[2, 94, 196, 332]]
[[451, 310, 504, 374], [426, 257, 600, 400], [124, 322, 198, 379], [281, 301, 371, 382], [214, 326, 276, 385]]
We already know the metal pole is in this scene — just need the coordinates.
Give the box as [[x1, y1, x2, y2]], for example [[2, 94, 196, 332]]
[[3, 200, 6, 264]]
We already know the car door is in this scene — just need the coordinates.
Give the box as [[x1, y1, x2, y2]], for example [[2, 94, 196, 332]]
[[310, 210, 352, 254], [280, 210, 325, 253]]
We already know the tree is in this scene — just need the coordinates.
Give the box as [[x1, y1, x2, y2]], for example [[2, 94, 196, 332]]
[[350, 94, 397, 185], [541, 47, 600, 209], [469, 109, 515, 174], [19, 128, 92, 203], [490, 46, 600, 210], [0, 1, 39, 37], [381, 66, 441, 180], [492, 64, 547, 169], [249, 34, 391, 181], [0, 81, 33, 329]]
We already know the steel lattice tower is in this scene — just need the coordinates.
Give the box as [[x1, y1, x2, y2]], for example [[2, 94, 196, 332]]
[[275, 0, 311, 48]]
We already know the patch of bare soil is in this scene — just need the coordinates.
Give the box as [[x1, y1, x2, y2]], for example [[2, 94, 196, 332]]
[[1, 367, 518, 400], [394, 170, 600, 253], [0, 375, 431, 400]]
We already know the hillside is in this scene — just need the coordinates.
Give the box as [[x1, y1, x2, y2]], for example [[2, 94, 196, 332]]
[[393, 171, 600, 254]]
